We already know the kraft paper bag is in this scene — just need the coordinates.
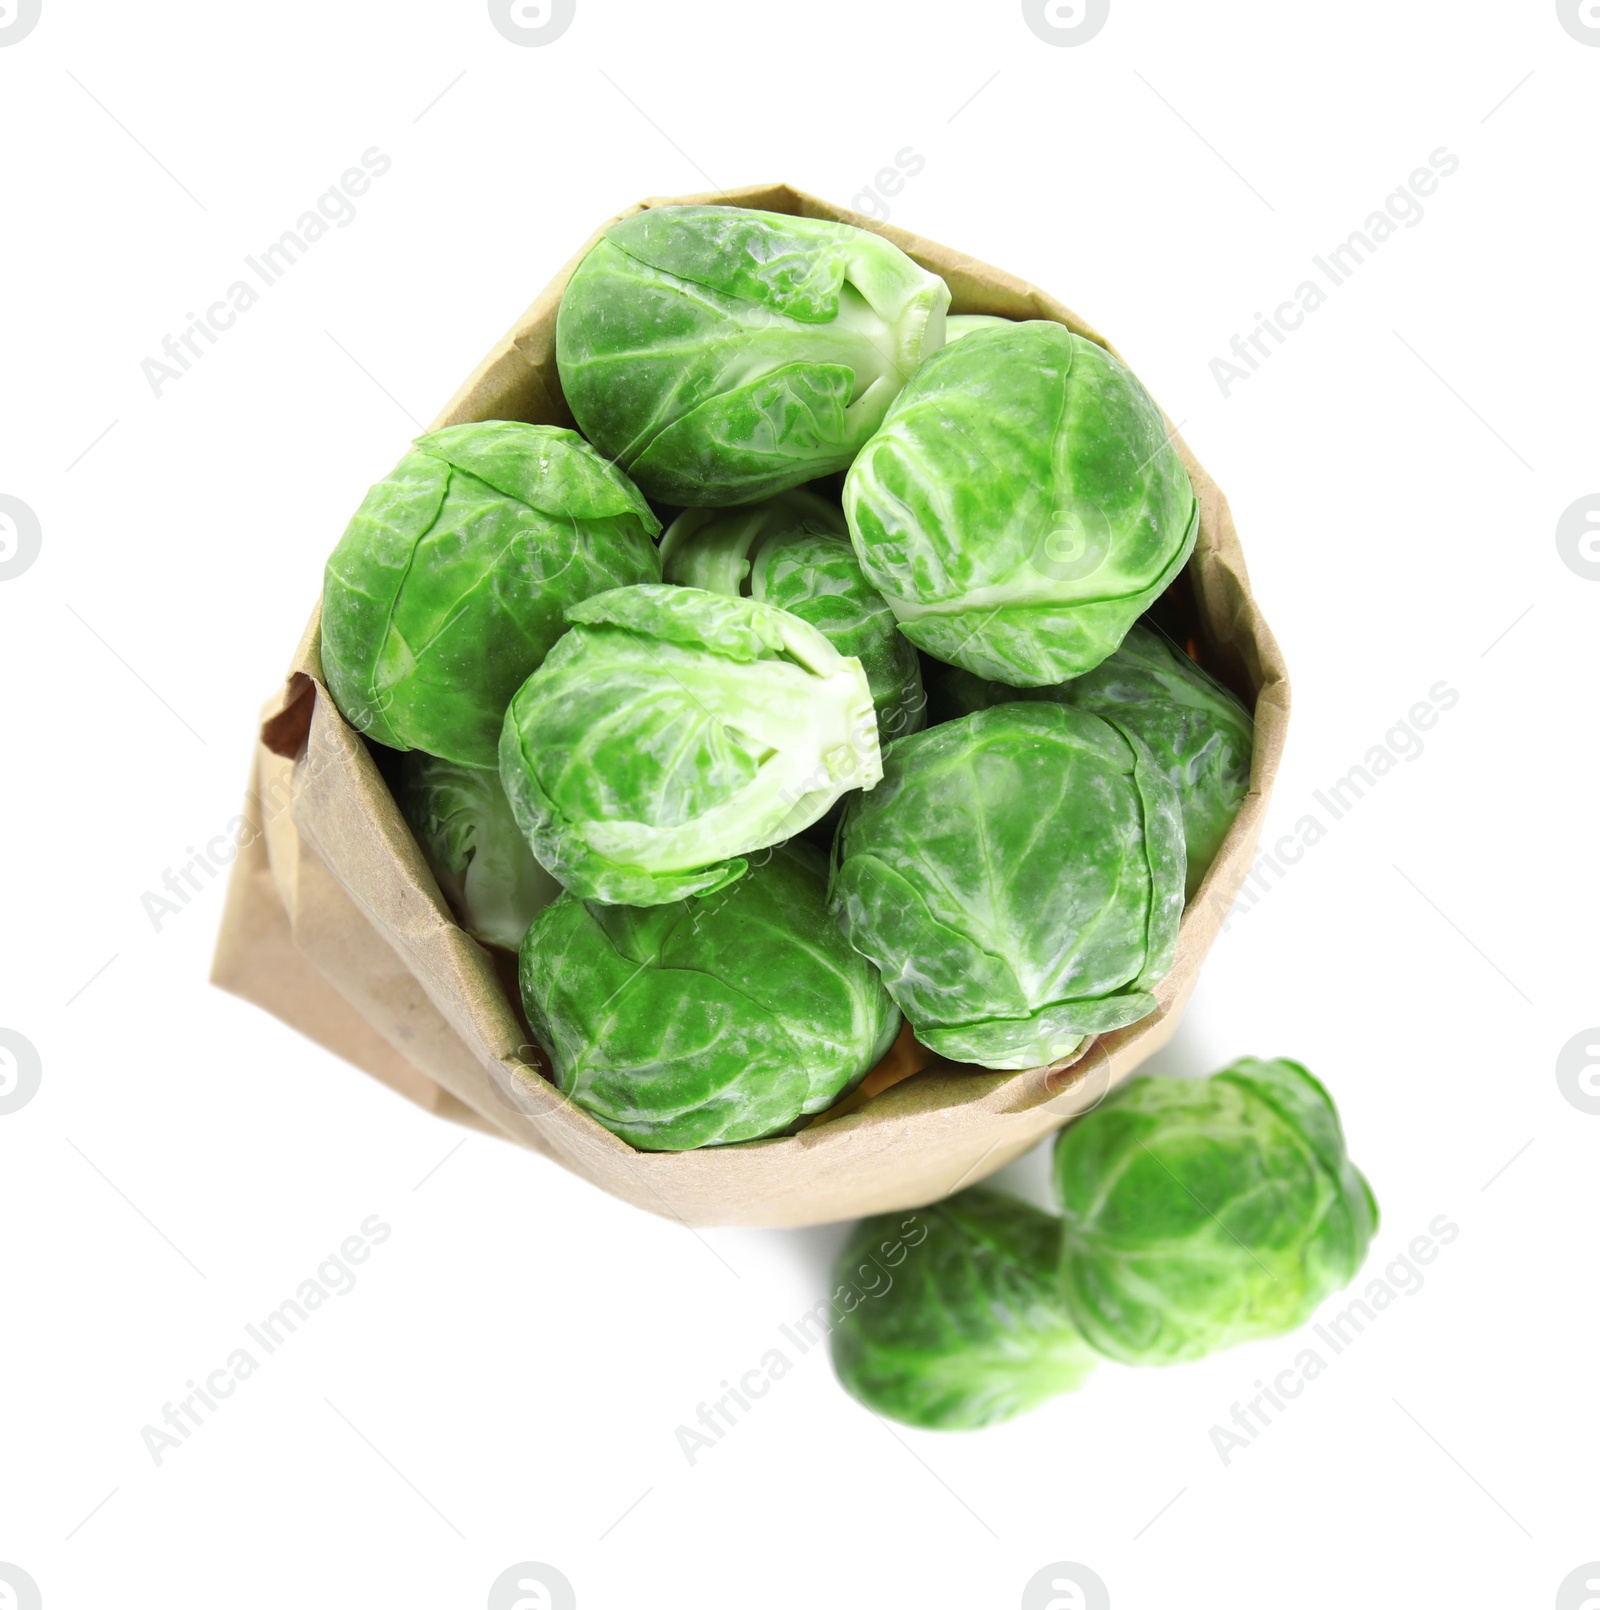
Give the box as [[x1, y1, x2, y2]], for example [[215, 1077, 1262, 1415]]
[[212, 184, 1289, 1229]]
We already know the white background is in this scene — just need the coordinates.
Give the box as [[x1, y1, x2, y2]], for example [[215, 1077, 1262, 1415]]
[[2, 2, 1596, 1607]]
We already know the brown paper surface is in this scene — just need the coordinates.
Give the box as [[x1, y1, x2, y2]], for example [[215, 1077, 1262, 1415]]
[[212, 183, 1290, 1228]]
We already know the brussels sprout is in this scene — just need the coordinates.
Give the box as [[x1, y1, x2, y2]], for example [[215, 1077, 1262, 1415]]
[[829, 1188, 1098, 1429], [944, 313, 1011, 341], [830, 703, 1185, 1070], [660, 490, 926, 745], [1054, 1059, 1378, 1366], [392, 753, 560, 951], [519, 843, 898, 1150], [499, 584, 881, 907], [935, 624, 1253, 898], [556, 205, 951, 507], [844, 320, 1198, 687], [660, 487, 845, 593], [321, 422, 662, 768]]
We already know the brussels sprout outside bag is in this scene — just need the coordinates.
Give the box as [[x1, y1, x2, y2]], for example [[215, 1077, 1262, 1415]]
[[828, 1060, 1377, 1429], [212, 184, 1289, 1230]]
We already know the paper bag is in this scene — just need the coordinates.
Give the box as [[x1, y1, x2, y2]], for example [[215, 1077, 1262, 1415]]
[[211, 184, 1289, 1229]]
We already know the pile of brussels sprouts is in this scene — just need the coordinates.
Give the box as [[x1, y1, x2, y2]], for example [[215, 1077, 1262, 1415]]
[[320, 204, 1254, 1152], [831, 1059, 1379, 1429]]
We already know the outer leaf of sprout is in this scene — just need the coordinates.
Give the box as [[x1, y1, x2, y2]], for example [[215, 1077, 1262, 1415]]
[[844, 321, 1197, 687], [558, 206, 950, 506], [500, 585, 881, 906], [933, 623, 1253, 898], [393, 752, 560, 951], [661, 490, 926, 746], [321, 422, 661, 767], [519, 842, 898, 1150], [830, 1188, 1098, 1429], [829, 702, 1184, 1070], [1053, 1059, 1379, 1365]]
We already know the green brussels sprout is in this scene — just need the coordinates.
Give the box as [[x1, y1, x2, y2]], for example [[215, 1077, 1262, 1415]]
[[392, 753, 560, 952], [556, 205, 951, 507], [499, 584, 881, 907], [660, 489, 926, 746], [935, 624, 1253, 899], [1054, 1059, 1379, 1366], [830, 702, 1185, 1071], [943, 313, 1012, 341], [843, 320, 1198, 687], [829, 1188, 1098, 1429], [321, 422, 662, 768], [519, 843, 898, 1150]]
